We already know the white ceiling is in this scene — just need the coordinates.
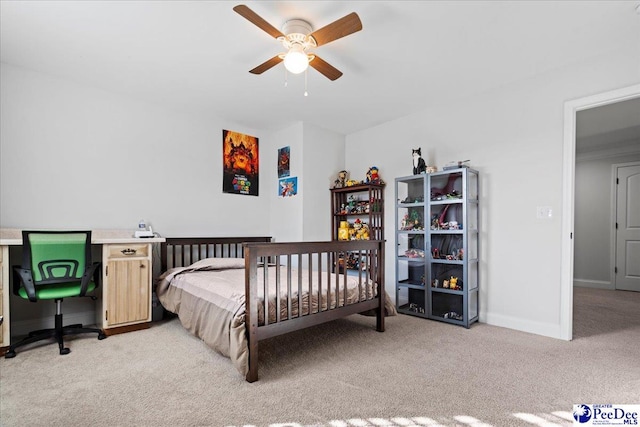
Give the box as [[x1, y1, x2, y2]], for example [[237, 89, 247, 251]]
[[1, 1, 639, 135]]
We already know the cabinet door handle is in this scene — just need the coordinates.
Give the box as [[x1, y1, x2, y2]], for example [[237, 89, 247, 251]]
[[121, 248, 137, 256]]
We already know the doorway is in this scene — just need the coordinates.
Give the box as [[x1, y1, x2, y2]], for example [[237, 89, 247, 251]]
[[614, 162, 640, 292], [561, 84, 640, 341]]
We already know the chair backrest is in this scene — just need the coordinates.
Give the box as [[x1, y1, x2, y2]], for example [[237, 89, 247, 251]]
[[22, 231, 92, 285]]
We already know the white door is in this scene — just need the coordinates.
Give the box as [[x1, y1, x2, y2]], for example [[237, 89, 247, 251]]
[[615, 163, 640, 292]]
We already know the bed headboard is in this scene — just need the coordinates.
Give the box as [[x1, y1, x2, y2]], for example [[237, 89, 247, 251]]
[[160, 237, 272, 271]]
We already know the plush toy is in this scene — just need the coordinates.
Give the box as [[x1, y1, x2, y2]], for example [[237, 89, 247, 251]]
[[366, 166, 384, 185], [450, 276, 459, 290], [355, 223, 370, 240], [412, 148, 427, 175]]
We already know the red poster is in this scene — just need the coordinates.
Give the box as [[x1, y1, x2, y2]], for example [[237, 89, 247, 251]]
[[222, 130, 259, 196]]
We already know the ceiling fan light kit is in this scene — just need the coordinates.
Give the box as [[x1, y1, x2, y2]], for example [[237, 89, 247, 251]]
[[233, 4, 362, 82], [283, 43, 310, 74], [278, 19, 316, 74]]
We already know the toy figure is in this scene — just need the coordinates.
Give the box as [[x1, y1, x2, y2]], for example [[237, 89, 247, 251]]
[[412, 148, 427, 175], [409, 210, 422, 229], [347, 195, 357, 213], [401, 213, 409, 230], [366, 166, 384, 185], [333, 170, 348, 188]]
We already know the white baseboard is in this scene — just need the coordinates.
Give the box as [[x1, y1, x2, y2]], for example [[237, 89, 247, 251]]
[[573, 279, 614, 290], [483, 312, 564, 340], [11, 310, 97, 338]]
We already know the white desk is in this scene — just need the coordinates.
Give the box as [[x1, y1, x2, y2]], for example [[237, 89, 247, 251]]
[[0, 228, 165, 350]]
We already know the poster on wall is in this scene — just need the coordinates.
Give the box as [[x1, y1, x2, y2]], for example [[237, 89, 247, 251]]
[[278, 146, 290, 178], [222, 129, 259, 196], [279, 176, 297, 197]]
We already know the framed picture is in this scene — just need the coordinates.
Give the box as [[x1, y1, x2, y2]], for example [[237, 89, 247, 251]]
[[279, 176, 297, 197], [222, 130, 259, 196], [278, 146, 290, 178]]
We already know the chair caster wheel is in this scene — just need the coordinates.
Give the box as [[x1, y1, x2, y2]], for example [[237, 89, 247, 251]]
[[60, 347, 71, 355], [98, 333, 107, 340], [4, 350, 16, 359]]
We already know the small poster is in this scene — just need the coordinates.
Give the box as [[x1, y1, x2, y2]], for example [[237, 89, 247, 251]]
[[222, 130, 259, 196], [279, 176, 297, 197], [278, 146, 290, 178]]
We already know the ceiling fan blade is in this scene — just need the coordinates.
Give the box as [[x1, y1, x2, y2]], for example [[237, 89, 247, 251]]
[[309, 12, 362, 47], [249, 55, 284, 75], [233, 4, 284, 39], [309, 55, 343, 81]]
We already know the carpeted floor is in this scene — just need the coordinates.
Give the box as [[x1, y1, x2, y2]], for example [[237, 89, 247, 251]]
[[0, 286, 638, 427]]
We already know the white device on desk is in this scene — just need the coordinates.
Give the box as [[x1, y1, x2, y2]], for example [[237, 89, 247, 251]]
[[135, 219, 155, 238]]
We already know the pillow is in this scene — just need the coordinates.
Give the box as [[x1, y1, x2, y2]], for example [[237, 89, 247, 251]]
[[189, 257, 246, 270]]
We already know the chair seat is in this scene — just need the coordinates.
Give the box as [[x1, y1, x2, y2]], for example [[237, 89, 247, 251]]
[[18, 281, 97, 300]]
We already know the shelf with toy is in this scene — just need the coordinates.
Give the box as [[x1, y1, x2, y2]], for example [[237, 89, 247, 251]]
[[428, 167, 478, 327], [397, 285, 426, 316], [330, 169, 386, 275], [330, 172, 385, 243], [396, 166, 479, 328], [336, 219, 371, 241]]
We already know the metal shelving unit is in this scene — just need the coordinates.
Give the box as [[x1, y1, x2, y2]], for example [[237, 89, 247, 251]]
[[395, 168, 479, 328]]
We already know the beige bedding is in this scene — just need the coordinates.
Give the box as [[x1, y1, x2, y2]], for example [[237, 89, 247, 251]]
[[156, 257, 395, 376]]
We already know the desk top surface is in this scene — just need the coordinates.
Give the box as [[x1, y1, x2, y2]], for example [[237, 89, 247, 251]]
[[0, 228, 165, 245]]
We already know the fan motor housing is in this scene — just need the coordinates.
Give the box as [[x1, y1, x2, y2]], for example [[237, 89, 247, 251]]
[[282, 19, 313, 36], [279, 19, 317, 49]]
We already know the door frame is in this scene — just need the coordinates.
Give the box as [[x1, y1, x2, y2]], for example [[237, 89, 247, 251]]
[[612, 161, 640, 290], [561, 83, 640, 340]]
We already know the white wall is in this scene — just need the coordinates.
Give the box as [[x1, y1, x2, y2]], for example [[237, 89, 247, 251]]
[[345, 47, 640, 339], [574, 148, 640, 289], [0, 63, 276, 334], [268, 123, 304, 242], [302, 124, 345, 241], [0, 63, 271, 237], [0, 63, 345, 332], [268, 122, 345, 242]]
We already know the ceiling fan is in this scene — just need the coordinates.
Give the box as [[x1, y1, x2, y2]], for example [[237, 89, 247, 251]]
[[233, 4, 362, 81]]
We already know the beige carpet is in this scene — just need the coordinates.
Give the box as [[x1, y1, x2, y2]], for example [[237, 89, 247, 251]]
[[1, 286, 638, 427]]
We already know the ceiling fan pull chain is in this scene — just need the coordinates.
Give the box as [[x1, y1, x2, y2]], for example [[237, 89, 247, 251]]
[[284, 67, 288, 87], [304, 69, 309, 97]]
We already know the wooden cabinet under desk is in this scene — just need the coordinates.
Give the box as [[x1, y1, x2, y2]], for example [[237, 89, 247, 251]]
[[0, 229, 165, 348], [0, 246, 8, 348], [99, 243, 152, 331]]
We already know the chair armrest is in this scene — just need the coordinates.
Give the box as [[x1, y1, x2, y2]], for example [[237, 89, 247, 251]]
[[13, 267, 37, 302], [80, 262, 101, 296]]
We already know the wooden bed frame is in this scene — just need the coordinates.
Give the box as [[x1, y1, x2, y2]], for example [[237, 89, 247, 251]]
[[160, 237, 386, 382]]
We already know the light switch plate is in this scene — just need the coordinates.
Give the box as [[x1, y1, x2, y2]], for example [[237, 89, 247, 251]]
[[536, 206, 553, 219]]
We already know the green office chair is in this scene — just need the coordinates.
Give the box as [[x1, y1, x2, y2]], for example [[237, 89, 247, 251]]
[[5, 231, 106, 358]]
